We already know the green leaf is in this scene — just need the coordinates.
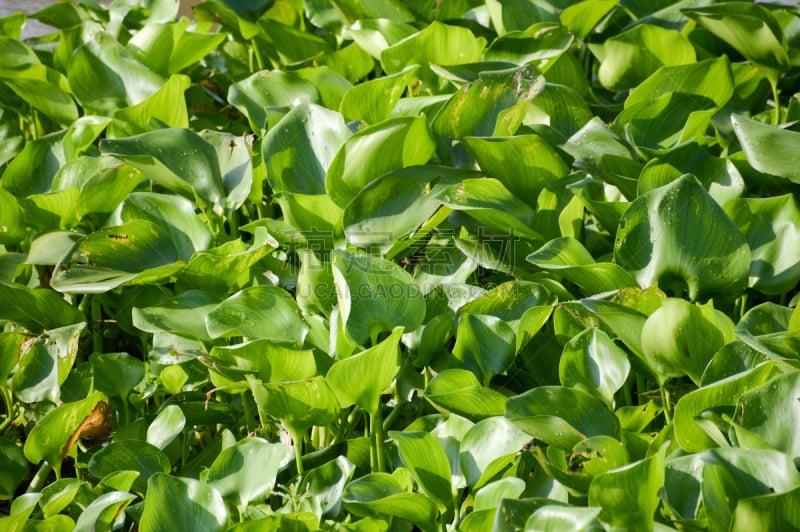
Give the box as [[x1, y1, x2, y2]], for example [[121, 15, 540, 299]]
[[200, 130, 254, 209], [725, 194, 800, 294], [326, 115, 435, 207], [474, 477, 525, 511], [730, 486, 800, 532], [731, 114, 800, 183], [70, 161, 142, 220], [431, 65, 545, 166], [485, 23, 573, 64], [673, 362, 776, 452], [343, 165, 466, 251], [433, 178, 540, 241], [177, 240, 271, 296], [464, 134, 568, 200], [683, 3, 790, 86], [588, 448, 665, 530], [590, 24, 695, 92], [0, 280, 85, 332], [141, 474, 227, 532], [331, 250, 425, 346], [12, 323, 85, 403], [700, 448, 800, 532], [525, 505, 602, 531], [249, 375, 340, 434], [339, 66, 418, 124], [90, 352, 145, 399], [67, 31, 165, 115], [208, 340, 317, 389], [613, 92, 716, 150], [262, 102, 351, 195], [116, 191, 213, 259], [0, 187, 25, 245], [451, 314, 515, 386], [526, 83, 594, 138], [109, 74, 191, 138], [206, 285, 308, 346], [735, 371, 800, 457], [327, 328, 403, 414], [560, 0, 617, 40], [147, 404, 185, 450], [126, 19, 226, 76], [73, 491, 136, 532], [342, 473, 439, 532], [641, 298, 736, 385], [23, 391, 107, 468], [559, 327, 630, 407], [204, 437, 286, 508], [193, 0, 267, 39], [100, 128, 225, 209], [389, 431, 452, 511], [50, 219, 183, 294], [0, 63, 78, 126], [485, 0, 558, 34], [381, 21, 485, 80], [614, 174, 750, 300], [133, 290, 220, 343], [0, 439, 27, 500], [228, 70, 321, 134], [626, 56, 735, 109], [2, 131, 66, 197], [505, 386, 620, 450], [87, 441, 171, 495], [424, 369, 506, 420], [458, 417, 531, 489], [298, 455, 356, 520], [528, 237, 637, 296]]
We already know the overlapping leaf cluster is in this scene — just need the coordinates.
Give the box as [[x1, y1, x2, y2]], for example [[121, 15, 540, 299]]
[[1, 0, 800, 530]]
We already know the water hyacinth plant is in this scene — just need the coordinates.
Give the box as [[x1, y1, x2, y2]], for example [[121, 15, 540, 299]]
[[0, 0, 799, 530]]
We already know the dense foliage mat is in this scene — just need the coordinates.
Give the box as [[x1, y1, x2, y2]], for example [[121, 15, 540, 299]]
[[1, 0, 800, 530]]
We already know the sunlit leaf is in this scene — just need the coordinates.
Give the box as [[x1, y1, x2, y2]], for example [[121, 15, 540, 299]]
[[88, 441, 171, 495], [141, 474, 227, 532], [327, 328, 403, 414], [206, 285, 308, 346], [590, 24, 695, 92], [204, 437, 286, 508], [614, 174, 750, 300], [326, 115, 435, 207], [505, 386, 620, 450], [331, 250, 425, 346]]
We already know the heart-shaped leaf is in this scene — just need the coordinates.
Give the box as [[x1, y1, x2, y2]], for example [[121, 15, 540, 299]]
[[140, 474, 227, 532], [614, 174, 750, 300], [331, 250, 425, 346], [327, 328, 403, 414]]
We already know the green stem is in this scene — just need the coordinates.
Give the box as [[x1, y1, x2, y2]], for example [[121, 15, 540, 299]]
[[382, 401, 406, 433], [289, 427, 305, 476], [91, 296, 103, 354], [740, 291, 749, 321], [635, 374, 647, 406], [661, 386, 673, 425], [334, 409, 351, 443], [250, 39, 266, 71], [121, 394, 132, 427], [772, 81, 781, 126], [26, 462, 53, 493], [0, 387, 16, 432], [622, 377, 634, 408], [371, 407, 386, 473], [227, 208, 240, 238]]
